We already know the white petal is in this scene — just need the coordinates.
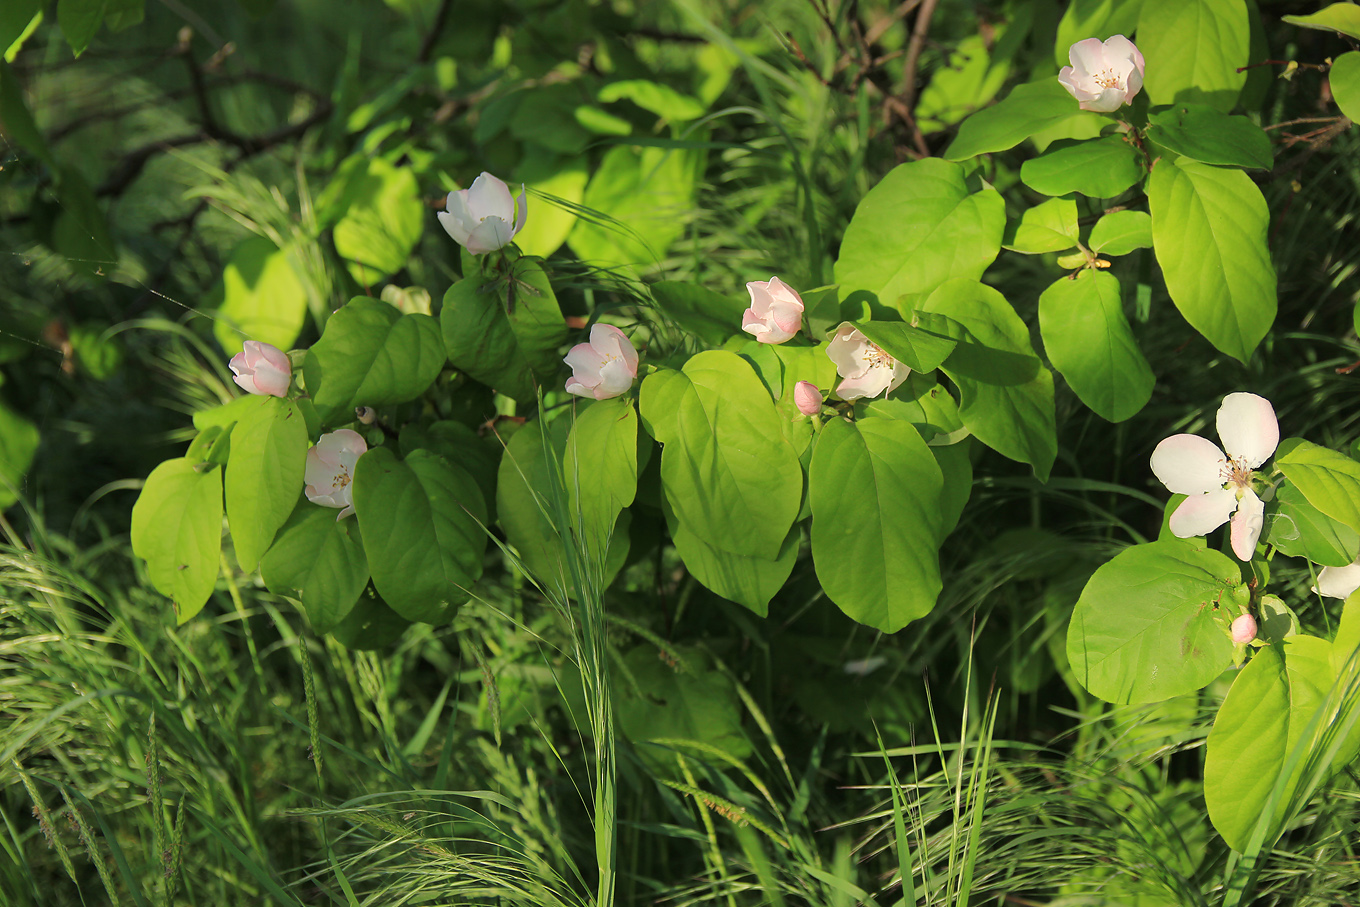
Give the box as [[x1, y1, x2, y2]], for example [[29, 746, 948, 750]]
[[466, 172, 514, 222], [1230, 489, 1265, 561], [1103, 35, 1144, 74], [1067, 37, 1108, 75], [1217, 392, 1279, 468], [564, 342, 606, 374], [1081, 87, 1128, 113], [1315, 560, 1360, 599], [465, 217, 514, 254], [513, 186, 528, 235], [594, 357, 635, 398], [436, 209, 471, 246], [1169, 488, 1238, 539], [827, 324, 870, 378], [836, 365, 893, 401], [1150, 434, 1228, 494]]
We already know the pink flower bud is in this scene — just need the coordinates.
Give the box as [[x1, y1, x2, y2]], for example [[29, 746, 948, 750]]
[[794, 381, 821, 415], [564, 324, 639, 400], [742, 276, 804, 344], [1231, 613, 1257, 645], [229, 341, 291, 397], [305, 429, 367, 520]]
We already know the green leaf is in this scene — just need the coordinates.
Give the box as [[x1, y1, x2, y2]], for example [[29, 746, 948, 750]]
[[916, 34, 1012, 131], [512, 158, 588, 258], [260, 498, 370, 633], [331, 590, 409, 650], [1053, 0, 1145, 68], [223, 395, 309, 574], [1088, 209, 1153, 255], [213, 237, 310, 355], [0, 396, 39, 509], [945, 79, 1093, 160], [51, 166, 115, 277], [567, 144, 700, 269], [1004, 197, 1079, 254], [598, 79, 706, 122], [1065, 538, 1241, 704], [1137, 0, 1249, 110], [0, 1, 43, 61], [1282, 3, 1360, 40], [497, 417, 572, 589], [1148, 158, 1276, 363], [921, 279, 1057, 481], [353, 447, 487, 624], [1330, 52, 1360, 122], [1147, 104, 1274, 170], [1275, 439, 1360, 534], [0, 59, 53, 168], [665, 502, 797, 617], [1264, 480, 1360, 568], [835, 158, 1005, 313], [852, 319, 958, 374], [652, 280, 748, 346], [57, 0, 106, 56], [332, 158, 424, 284], [639, 351, 803, 561], [130, 459, 223, 624], [564, 397, 638, 561], [1019, 135, 1144, 199], [809, 416, 944, 633], [304, 297, 445, 423], [1038, 270, 1154, 422], [441, 257, 568, 402], [510, 84, 593, 154]]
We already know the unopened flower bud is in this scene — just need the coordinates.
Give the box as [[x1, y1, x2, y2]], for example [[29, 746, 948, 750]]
[[355, 406, 377, 425], [1231, 613, 1257, 645], [794, 381, 821, 416]]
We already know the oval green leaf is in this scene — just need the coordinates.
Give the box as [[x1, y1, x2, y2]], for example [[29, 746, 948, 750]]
[[224, 395, 309, 573], [1331, 52, 1360, 122], [1003, 197, 1079, 254], [943, 79, 1092, 161], [130, 458, 223, 624], [1088, 209, 1152, 255], [1137, 0, 1249, 110], [260, 497, 370, 633], [1147, 104, 1273, 170], [1264, 480, 1360, 568], [1275, 438, 1360, 533], [1282, 3, 1360, 40], [1020, 135, 1144, 199]]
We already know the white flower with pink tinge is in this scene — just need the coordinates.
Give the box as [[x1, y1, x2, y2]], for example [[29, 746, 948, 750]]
[[742, 276, 804, 345], [826, 323, 909, 401], [564, 324, 638, 401], [305, 429, 368, 520], [1058, 35, 1145, 113], [437, 172, 527, 255], [1150, 393, 1279, 562], [229, 341, 291, 398], [1315, 557, 1360, 600]]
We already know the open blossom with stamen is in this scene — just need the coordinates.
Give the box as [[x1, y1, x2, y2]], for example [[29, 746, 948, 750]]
[[1314, 557, 1360, 600], [1058, 36, 1145, 112], [305, 430, 367, 520], [437, 172, 527, 255], [826, 323, 909, 401], [742, 276, 804, 344], [1149, 393, 1279, 562], [564, 324, 638, 400]]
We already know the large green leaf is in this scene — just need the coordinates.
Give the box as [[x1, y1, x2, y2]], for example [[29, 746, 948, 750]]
[[639, 350, 802, 561], [1275, 439, 1360, 533], [512, 158, 588, 258], [213, 236, 309, 357], [1038, 270, 1154, 423], [304, 297, 445, 423], [1148, 158, 1276, 363], [1331, 52, 1360, 122], [944, 79, 1093, 161], [568, 143, 700, 269], [57, 0, 106, 56], [130, 458, 223, 623], [665, 501, 798, 617], [1065, 538, 1243, 704], [1147, 104, 1273, 170], [331, 158, 424, 284], [564, 397, 638, 561], [1137, 0, 1249, 110], [1205, 605, 1360, 852], [0, 396, 39, 510], [1264, 480, 1360, 568], [809, 416, 944, 633], [441, 257, 568, 402], [260, 497, 370, 633], [1020, 135, 1144, 199], [921, 279, 1056, 481], [352, 447, 487, 624], [1282, 3, 1360, 40], [835, 158, 1005, 313], [223, 395, 309, 573], [651, 281, 747, 346], [1004, 197, 1079, 254]]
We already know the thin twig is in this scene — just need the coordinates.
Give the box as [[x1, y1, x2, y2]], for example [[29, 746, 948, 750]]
[[416, 0, 454, 63]]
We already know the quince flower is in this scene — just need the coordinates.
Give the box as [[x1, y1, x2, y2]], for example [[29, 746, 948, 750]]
[[1315, 557, 1360, 600], [826, 323, 909, 401], [437, 172, 527, 255], [794, 381, 822, 416], [742, 276, 804, 344], [305, 429, 367, 520], [229, 341, 291, 397], [564, 324, 638, 400], [1230, 613, 1257, 645], [1058, 36, 1145, 113], [1149, 393, 1279, 562]]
